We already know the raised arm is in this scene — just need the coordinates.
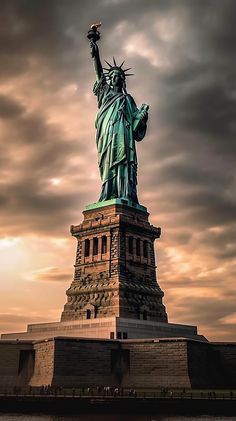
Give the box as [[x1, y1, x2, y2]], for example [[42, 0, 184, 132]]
[[90, 41, 103, 80]]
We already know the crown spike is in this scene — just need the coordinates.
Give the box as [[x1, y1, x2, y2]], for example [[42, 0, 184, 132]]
[[119, 60, 125, 68], [123, 67, 132, 72], [125, 73, 134, 76], [104, 60, 112, 68], [113, 56, 117, 66]]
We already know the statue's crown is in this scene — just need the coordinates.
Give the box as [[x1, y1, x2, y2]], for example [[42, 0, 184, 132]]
[[103, 57, 134, 78]]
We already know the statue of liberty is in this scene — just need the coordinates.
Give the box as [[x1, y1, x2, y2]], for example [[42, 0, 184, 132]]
[[88, 24, 149, 204]]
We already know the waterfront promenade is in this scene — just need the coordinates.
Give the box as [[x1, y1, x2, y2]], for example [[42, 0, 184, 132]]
[[0, 389, 235, 416]]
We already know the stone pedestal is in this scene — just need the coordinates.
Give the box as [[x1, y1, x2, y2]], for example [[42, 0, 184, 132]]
[[61, 199, 168, 323], [1, 199, 205, 343]]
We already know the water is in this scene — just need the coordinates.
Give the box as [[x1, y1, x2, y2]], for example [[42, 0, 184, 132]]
[[0, 416, 235, 421]]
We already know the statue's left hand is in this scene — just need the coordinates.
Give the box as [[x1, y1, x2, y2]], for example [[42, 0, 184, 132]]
[[140, 110, 148, 121], [139, 107, 148, 122], [133, 104, 149, 133]]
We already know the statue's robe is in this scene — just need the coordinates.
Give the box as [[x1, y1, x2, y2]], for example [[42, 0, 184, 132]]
[[93, 75, 147, 203]]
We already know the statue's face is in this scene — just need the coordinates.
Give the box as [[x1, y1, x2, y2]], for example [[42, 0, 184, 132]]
[[110, 70, 124, 88]]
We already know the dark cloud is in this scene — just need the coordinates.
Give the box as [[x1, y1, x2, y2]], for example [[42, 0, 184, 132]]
[[169, 293, 236, 330], [0, 94, 25, 118], [0, 105, 96, 235], [165, 84, 236, 142], [0, 1, 75, 69]]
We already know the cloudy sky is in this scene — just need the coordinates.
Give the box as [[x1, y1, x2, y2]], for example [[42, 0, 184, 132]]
[[0, 0, 236, 341]]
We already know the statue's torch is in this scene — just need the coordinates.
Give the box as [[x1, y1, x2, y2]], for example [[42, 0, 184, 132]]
[[87, 23, 101, 43]]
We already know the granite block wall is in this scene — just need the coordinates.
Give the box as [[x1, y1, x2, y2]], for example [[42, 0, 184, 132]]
[[1, 337, 236, 390], [0, 341, 33, 390], [121, 340, 191, 389], [212, 343, 236, 388], [52, 337, 120, 387], [30, 339, 55, 387]]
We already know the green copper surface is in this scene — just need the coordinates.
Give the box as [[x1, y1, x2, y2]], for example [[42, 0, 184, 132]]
[[85, 198, 147, 212], [88, 27, 149, 204]]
